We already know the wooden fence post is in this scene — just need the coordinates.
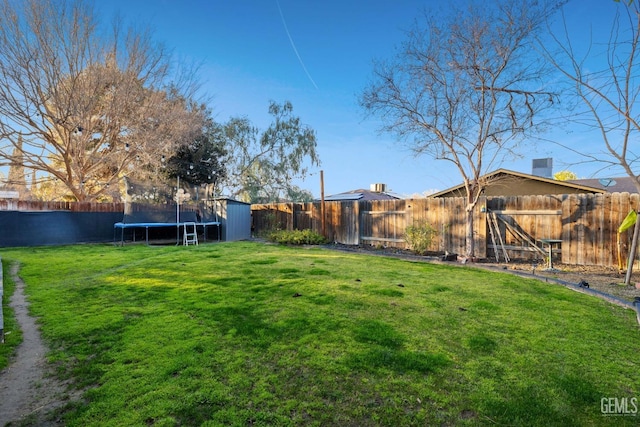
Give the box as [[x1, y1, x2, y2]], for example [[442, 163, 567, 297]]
[[320, 170, 326, 238]]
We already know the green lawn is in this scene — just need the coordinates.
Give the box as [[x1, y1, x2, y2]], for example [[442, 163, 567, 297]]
[[1, 241, 638, 426]]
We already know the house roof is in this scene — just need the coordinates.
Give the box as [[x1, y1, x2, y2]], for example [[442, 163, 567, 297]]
[[568, 177, 639, 193], [429, 168, 607, 198], [321, 188, 402, 201]]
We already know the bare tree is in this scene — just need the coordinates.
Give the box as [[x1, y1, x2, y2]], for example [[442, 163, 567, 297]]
[[547, 2, 640, 281], [360, 1, 562, 257], [0, 0, 204, 201], [549, 2, 640, 191]]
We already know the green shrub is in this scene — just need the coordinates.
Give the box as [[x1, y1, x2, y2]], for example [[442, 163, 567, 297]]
[[404, 221, 437, 255], [267, 229, 327, 245]]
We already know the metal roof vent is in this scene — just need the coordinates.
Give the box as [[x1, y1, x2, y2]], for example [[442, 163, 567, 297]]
[[532, 158, 553, 178], [370, 183, 387, 193]]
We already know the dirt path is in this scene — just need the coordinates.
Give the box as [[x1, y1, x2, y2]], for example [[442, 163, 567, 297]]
[[0, 263, 69, 426]]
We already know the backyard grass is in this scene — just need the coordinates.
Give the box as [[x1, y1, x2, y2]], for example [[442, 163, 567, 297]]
[[0, 241, 638, 426]]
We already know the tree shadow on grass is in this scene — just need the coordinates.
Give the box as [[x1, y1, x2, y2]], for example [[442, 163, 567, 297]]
[[348, 319, 450, 374]]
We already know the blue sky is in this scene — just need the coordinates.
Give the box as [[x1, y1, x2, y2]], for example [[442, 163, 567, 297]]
[[97, 0, 628, 198]]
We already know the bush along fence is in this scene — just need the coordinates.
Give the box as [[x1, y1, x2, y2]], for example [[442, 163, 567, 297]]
[[251, 192, 640, 268]]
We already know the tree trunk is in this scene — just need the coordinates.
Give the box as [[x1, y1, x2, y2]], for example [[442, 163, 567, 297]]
[[466, 204, 475, 258], [625, 214, 640, 285]]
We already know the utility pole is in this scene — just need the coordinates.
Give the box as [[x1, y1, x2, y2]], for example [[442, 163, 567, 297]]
[[320, 170, 326, 238]]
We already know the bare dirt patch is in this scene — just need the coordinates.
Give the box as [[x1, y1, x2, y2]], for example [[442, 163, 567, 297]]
[[491, 261, 640, 303]]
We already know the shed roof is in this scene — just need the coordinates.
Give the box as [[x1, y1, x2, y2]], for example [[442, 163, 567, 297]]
[[214, 197, 252, 205]]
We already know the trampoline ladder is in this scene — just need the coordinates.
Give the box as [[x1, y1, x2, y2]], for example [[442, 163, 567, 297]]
[[183, 222, 198, 246]]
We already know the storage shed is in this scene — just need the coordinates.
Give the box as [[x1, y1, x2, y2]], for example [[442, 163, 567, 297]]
[[207, 198, 251, 241]]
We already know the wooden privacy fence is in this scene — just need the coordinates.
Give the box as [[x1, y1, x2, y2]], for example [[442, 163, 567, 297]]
[[251, 192, 640, 268]]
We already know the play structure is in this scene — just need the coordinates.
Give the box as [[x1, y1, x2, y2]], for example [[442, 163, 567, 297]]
[[113, 203, 220, 246], [114, 177, 221, 245]]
